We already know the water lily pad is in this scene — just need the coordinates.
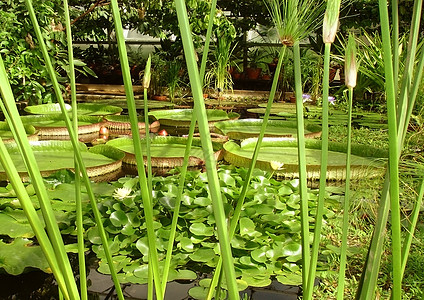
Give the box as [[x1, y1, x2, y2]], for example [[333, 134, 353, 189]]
[[0, 141, 124, 181], [224, 138, 387, 181], [21, 114, 104, 137], [106, 136, 223, 168], [148, 109, 239, 127], [189, 248, 215, 262], [214, 119, 321, 139], [24, 103, 122, 116], [0, 122, 38, 143], [24, 103, 72, 114], [0, 238, 50, 275], [104, 115, 160, 134], [276, 273, 303, 286], [0, 211, 35, 238]]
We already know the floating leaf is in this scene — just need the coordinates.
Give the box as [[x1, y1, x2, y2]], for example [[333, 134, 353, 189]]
[[0, 238, 50, 275], [110, 210, 129, 227], [276, 273, 303, 286], [282, 241, 302, 262], [241, 275, 271, 287], [188, 286, 209, 300], [194, 197, 212, 206], [0, 211, 34, 238], [135, 237, 149, 256], [189, 223, 214, 236], [189, 248, 215, 262], [251, 247, 268, 263]]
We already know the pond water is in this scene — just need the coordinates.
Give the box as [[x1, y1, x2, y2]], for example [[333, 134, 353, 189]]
[[0, 268, 299, 300]]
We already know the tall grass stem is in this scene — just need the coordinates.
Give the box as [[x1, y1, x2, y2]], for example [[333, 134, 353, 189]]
[[174, 0, 239, 298]]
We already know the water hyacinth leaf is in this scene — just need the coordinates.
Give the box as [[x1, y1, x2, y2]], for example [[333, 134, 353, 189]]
[[110, 210, 129, 227], [188, 286, 210, 300], [133, 264, 149, 279], [189, 248, 215, 262], [239, 217, 256, 236], [189, 223, 214, 236], [283, 219, 302, 233], [194, 197, 212, 206], [218, 172, 236, 186], [0, 238, 50, 275], [121, 224, 136, 236], [159, 196, 176, 210], [251, 247, 268, 263], [97, 255, 131, 274], [169, 269, 197, 281], [241, 275, 272, 287], [276, 273, 303, 286], [239, 256, 257, 267], [87, 226, 102, 245], [135, 237, 150, 257], [279, 185, 294, 196], [266, 246, 285, 261], [282, 241, 302, 262]]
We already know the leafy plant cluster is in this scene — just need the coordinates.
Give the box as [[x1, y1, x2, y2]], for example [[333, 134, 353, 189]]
[[0, 0, 67, 104], [83, 167, 337, 290], [0, 167, 338, 297]]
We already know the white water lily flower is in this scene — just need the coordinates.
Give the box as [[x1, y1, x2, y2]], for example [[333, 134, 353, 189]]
[[270, 161, 284, 170], [113, 187, 134, 200]]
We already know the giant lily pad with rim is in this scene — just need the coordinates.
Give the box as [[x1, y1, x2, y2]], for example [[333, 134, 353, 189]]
[[24, 103, 123, 116], [0, 141, 124, 181], [106, 136, 223, 168], [223, 138, 387, 181], [214, 119, 322, 140], [21, 114, 104, 136], [0, 122, 38, 143], [148, 109, 239, 128], [104, 115, 160, 134]]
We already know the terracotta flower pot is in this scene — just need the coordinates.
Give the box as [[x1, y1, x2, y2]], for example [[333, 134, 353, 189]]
[[246, 67, 262, 80], [152, 95, 168, 101]]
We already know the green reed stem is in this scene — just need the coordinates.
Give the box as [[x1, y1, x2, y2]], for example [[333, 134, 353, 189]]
[[109, 1, 163, 298], [24, 0, 125, 298], [0, 58, 72, 300], [161, 116, 196, 291], [378, 0, 402, 298], [397, 0, 423, 138], [357, 1, 423, 298], [199, 0, 218, 81], [162, 0, 217, 290], [174, 1, 239, 298], [305, 42, 331, 299], [143, 57, 153, 191], [143, 57, 155, 300], [63, 1, 87, 298], [293, 41, 310, 289], [400, 177, 424, 276], [205, 44, 286, 300], [336, 88, 353, 300], [392, 0, 399, 94]]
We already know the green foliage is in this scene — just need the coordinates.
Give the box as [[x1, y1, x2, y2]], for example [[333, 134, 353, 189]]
[[0, 0, 67, 104], [59, 167, 337, 288]]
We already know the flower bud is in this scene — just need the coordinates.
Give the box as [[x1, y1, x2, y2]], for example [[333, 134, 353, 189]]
[[323, 0, 341, 44], [142, 55, 152, 89], [345, 34, 357, 89]]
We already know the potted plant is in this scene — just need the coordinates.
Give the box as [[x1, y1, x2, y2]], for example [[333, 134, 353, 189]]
[[246, 48, 268, 80], [165, 59, 183, 102], [149, 53, 167, 100]]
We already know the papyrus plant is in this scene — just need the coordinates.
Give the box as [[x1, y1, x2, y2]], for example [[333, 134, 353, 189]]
[[263, 0, 325, 295], [305, 0, 341, 298], [357, 0, 424, 299]]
